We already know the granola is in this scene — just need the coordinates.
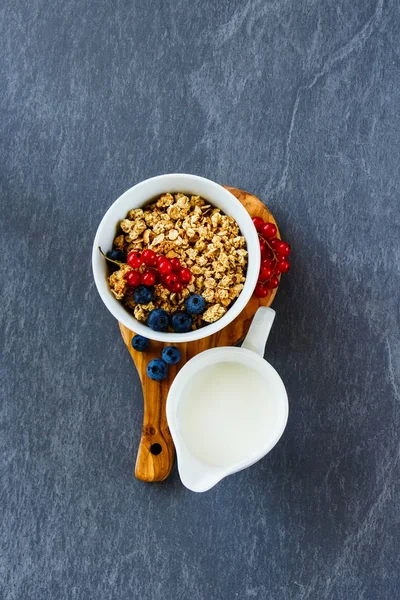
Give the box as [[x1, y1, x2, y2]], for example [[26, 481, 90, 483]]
[[107, 193, 247, 331]]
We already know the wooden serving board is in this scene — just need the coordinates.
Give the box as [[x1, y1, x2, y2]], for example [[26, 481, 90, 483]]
[[119, 186, 280, 482]]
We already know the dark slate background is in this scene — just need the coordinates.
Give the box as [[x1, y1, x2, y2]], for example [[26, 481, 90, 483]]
[[1, 1, 399, 599]]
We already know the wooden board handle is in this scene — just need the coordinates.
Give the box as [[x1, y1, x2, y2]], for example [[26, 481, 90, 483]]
[[134, 383, 175, 482], [119, 323, 175, 481]]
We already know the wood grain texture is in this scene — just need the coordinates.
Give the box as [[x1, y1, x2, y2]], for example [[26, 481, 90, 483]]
[[119, 186, 280, 482]]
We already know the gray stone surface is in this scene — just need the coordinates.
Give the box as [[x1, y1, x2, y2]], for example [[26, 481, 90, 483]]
[[1, 0, 399, 598]]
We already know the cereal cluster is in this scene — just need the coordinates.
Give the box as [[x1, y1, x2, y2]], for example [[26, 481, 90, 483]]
[[108, 193, 247, 330]]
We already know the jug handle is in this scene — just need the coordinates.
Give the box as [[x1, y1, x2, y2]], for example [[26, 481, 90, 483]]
[[241, 307, 275, 356]]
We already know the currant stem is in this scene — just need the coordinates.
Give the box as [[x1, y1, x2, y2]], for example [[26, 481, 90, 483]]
[[98, 246, 124, 267], [258, 234, 281, 282]]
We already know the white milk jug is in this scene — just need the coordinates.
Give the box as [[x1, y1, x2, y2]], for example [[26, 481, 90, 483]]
[[166, 307, 289, 492]]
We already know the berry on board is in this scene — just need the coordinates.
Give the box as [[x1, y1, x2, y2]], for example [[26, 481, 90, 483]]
[[261, 222, 277, 239], [252, 216, 265, 232], [146, 358, 168, 381], [254, 282, 268, 298], [131, 335, 150, 352], [162, 346, 181, 365]]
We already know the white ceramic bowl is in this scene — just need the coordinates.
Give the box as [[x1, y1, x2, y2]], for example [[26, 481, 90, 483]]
[[92, 174, 260, 342]]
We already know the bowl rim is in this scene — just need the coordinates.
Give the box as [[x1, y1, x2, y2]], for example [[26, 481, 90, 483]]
[[92, 173, 260, 342]]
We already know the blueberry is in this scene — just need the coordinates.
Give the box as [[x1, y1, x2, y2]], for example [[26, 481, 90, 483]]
[[133, 285, 154, 305], [131, 334, 150, 352], [147, 308, 170, 332], [161, 346, 181, 365], [184, 294, 206, 315], [146, 358, 168, 381], [171, 311, 193, 333], [106, 249, 127, 272], [107, 249, 127, 262]]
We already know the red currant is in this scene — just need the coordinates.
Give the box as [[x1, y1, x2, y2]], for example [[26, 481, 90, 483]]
[[254, 282, 268, 298], [170, 257, 181, 271], [158, 259, 172, 275], [127, 251, 143, 269], [141, 271, 156, 286], [266, 276, 280, 289], [179, 268, 192, 283], [252, 216, 265, 232], [156, 255, 166, 268], [261, 222, 277, 239], [141, 249, 157, 266], [148, 268, 159, 282], [259, 267, 273, 281], [164, 273, 178, 287], [125, 271, 141, 287], [269, 238, 280, 250], [276, 259, 290, 273], [160, 272, 170, 283], [261, 258, 274, 268], [277, 241, 291, 257], [262, 246, 274, 259], [259, 239, 267, 254], [169, 281, 183, 293]]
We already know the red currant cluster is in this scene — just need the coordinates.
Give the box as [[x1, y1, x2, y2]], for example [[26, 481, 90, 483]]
[[125, 249, 192, 294], [252, 216, 291, 298]]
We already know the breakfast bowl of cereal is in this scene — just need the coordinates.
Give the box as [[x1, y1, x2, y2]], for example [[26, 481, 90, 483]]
[[92, 174, 260, 342]]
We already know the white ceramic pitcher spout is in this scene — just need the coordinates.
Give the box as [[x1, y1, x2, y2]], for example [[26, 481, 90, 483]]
[[176, 450, 227, 493], [166, 307, 289, 492]]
